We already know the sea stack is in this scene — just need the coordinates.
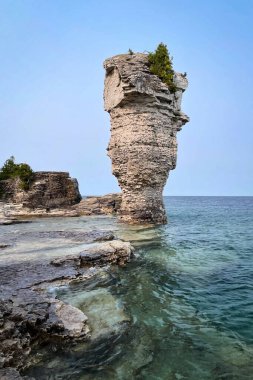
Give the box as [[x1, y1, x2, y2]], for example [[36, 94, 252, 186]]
[[104, 53, 189, 224]]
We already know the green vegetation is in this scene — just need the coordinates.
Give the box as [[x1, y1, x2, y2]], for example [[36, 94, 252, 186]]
[[0, 156, 34, 191], [148, 43, 177, 92], [128, 48, 134, 55]]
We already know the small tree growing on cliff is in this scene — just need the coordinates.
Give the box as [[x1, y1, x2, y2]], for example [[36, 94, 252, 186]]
[[0, 156, 34, 191], [148, 43, 177, 92]]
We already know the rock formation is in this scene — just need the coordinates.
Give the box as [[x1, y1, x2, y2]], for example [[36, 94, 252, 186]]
[[0, 232, 133, 373], [0, 171, 81, 209], [104, 53, 189, 224], [0, 193, 121, 219], [74, 193, 122, 215]]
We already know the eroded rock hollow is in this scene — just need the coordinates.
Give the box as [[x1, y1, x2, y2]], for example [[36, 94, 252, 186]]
[[104, 53, 189, 224]]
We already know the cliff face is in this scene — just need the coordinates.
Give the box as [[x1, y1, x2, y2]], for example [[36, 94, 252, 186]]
[[0, 171, 81, 209], [103, 53, 189, 224]]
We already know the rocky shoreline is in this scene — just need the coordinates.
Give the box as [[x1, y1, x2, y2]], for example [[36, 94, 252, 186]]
[[0, 47, 188, 379], [0, 209, 133, 379], [0, 193, 122, 220]]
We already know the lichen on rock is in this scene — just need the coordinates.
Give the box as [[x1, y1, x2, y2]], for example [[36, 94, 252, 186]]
[[103, 52, 189, 224]]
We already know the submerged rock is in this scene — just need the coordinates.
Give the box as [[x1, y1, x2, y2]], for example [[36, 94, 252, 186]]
[[60, 286, 130, 341], [0, 235, 134, 373], [0, 367, 34, 380], [48, 300, 89, 339], [104, 53, 189, 224], [80, 240, 133, 267], [51, 240, 134, 267]]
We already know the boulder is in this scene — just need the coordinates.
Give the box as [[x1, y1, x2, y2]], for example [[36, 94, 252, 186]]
[[51, 240, 134, 267], [74, 193, 122, 215], [80, 240, 134, 266]]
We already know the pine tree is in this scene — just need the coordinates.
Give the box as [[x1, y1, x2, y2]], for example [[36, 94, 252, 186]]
[[0, 156, 34, 190], [148, 43, 177, 92]]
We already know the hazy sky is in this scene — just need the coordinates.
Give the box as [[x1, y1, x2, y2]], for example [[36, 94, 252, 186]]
[[1, 0, 253, 195]]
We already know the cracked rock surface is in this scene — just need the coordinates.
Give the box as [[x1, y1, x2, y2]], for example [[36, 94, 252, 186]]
[[0, 172, 81, 209], [0, 193, 122, 219], [0, 229, 134, 376], [104, 53, 189, 224]]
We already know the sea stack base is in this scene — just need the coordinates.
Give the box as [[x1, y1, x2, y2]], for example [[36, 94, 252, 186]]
[[119, 189, 167, 224]]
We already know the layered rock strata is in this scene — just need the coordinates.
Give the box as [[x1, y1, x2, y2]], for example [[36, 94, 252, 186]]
[[0, 233, 134, 374], [0, 171, 81, 209], [104, 53, 189, 224], [0, 193, 121, 218], [74, 193, 122, 215]]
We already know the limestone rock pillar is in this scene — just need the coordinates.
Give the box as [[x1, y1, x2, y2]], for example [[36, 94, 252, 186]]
[[103, 53, 189, 224]]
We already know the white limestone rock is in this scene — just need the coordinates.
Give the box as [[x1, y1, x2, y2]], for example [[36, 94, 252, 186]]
[[104, 53, 189, 224]]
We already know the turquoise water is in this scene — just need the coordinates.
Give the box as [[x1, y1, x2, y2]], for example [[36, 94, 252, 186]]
[[22, 197, 253, 379]]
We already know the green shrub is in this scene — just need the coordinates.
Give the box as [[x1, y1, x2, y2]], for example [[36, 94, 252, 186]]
[[148, 43, 177, 93], [0, 156, 16, 181], [0, 156, 34, 191]]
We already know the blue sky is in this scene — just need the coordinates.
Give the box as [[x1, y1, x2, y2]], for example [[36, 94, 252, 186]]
[[0, 0, 252, 195]]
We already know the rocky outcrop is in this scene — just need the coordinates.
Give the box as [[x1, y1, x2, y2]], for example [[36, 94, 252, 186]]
[[0, 235, 134, 373], [0, 262, 90, 371], [51, 240, 133, 268], [74, 193, 122, 215], [0, 193, 121, 219], [0, 367, 34, 380], [104, 53, 189, 224], [0, 202, 80, 218], [0, 171, 81, 209]]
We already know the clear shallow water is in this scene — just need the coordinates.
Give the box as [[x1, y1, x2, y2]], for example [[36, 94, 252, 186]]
[[3, 197, 253, 379]]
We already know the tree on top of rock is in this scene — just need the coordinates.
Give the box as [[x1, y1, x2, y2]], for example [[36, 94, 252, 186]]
[[148, 43, 177, 92], [0, 156, 34, 190]]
